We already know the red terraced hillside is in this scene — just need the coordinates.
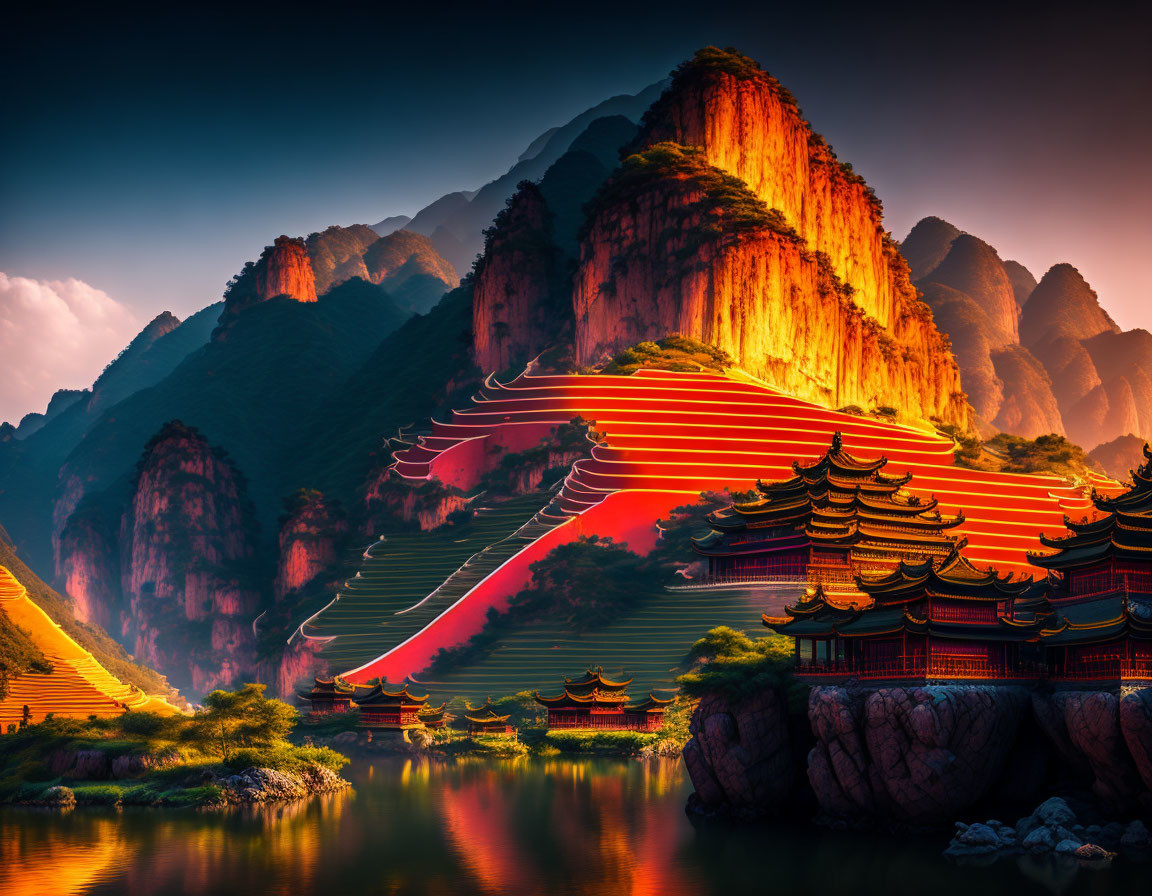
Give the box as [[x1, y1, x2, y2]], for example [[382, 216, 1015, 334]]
[[343, 369, 1120, 684]]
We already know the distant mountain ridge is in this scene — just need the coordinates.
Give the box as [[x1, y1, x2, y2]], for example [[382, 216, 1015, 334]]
[[901, 216, 1149, 449]]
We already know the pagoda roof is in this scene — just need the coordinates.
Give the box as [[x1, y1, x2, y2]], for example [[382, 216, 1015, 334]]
[[296, 676, 357, 700], [624, 694, 675, 712], [464, 709, 512, 724], [1040, 591, 1152, 645], [418, 702, 447, 716], [353, 682, 429, 707], [563, 667, 632, 693], [855, 544, 1031, 601]]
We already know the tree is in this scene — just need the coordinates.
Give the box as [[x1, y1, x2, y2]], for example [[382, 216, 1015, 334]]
[[188, 683, 298, 761]]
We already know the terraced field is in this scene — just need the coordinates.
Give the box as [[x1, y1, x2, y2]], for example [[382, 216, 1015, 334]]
[[300, 492, 555, 674], [0, 566, 172, 727], [413, 583, 800, 702], [339, 368, 1125, 687]]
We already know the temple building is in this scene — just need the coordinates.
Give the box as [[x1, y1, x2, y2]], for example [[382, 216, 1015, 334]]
[[296, 676, 356, 715], [1029, 446, 1152, 683], [417, 702, 450, 729], [352, 682, 428, 730], [462, 698, 515, 736], [534, 668, 673, 731], [693, 433, 962, 600], [764, 545, 1047, 682]]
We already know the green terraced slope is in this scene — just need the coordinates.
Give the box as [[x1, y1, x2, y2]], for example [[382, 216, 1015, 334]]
[[410, 582, 803, 702], [301, 492, 554, 672]]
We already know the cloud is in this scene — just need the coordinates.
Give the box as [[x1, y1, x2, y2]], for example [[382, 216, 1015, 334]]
[[0, 272, 139, 426]]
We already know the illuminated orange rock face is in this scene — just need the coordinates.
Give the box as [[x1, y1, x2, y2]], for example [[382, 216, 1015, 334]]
[[472, 184, 565, 373], [256, 235, 318, 303], [572, 53, 967, 429], [55, 500, 119, 630], [573, 161, 967, 427]]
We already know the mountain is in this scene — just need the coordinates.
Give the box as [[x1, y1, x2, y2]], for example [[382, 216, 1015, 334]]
[[901, 217, 1062, 436], [400, 81, 667, 273], [1003, 260, 1037, 309], [475, 48, 964, 426], [0, 304, 222, 569], [1088, 434, 1148, 481], [370, 215, 411, 237], [305, 224, 380, 295], [9, 389, 87, 439], [1019, 263, 1120, 348]]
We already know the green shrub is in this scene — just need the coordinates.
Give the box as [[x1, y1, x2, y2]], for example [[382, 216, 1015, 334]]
[[678, 627, 806, 711], [543, 729, 658, 754]]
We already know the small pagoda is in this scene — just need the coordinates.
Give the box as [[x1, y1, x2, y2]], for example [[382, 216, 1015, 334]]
[[296, 676, 356, 715], [352, 682, 428, 730], [764, 544, 1047, 682], [534, 668, 673, 731], [417, 702, 451, 730], [1029, 445, 1152, 683], [462, 698, 515, 736], [693, 433, 962, 598]]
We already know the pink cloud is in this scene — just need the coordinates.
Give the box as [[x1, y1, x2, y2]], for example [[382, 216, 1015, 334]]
[[0, 272, 139, 425]]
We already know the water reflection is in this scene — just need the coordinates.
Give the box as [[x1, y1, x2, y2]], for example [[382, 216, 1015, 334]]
[[0, 756, 1143, 896]]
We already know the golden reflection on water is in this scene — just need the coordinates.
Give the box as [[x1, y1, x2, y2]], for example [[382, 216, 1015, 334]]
[[0, 757, 691, 896]]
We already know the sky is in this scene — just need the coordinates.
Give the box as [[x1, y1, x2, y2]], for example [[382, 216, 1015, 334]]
[[1, 1, 1149, 423]]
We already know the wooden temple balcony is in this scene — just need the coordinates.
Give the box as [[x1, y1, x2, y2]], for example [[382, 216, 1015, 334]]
[[1049, 659, 1152, 682], [794, 658, 1044, 682]]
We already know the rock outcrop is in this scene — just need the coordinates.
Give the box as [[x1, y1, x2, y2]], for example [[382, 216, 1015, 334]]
[[806, 685, 1029, 825], [1033, 690, 1152, 813], [927, 234, 1019, 346], [273, 490, 348, 602], [572, 143, 966, 427], [899, 216, 961, 282], [119, 421, 263, 693], [472, 182, 568, 373], [1088, 434, 1147, 481], [217, 236, 318, 334], [1020, 264, 1119, 349], [55, 498, 120, 629], [683, 689, 797, 818], [1003, 260, 1037, 309]]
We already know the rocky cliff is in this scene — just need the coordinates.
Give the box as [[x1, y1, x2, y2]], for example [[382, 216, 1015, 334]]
[[1033, 690, 1152, 813], [927, 234, 1019, 346], [633, 49, 915, 336], [217, 236, 318, 334], [55, 498, 120, 630], [119, 421, 263, 693], [273, 490, 348, 602], [472, 182, 568, 374], [572, 143, 966, 426]]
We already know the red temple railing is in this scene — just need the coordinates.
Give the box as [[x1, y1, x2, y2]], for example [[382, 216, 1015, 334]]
[[1051, 659, 1152, 681], [794, 658, 1043, 681]]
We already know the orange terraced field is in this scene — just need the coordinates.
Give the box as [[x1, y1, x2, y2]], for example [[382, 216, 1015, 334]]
[[343, 368, 1123, 684], [0, 566, 173, 727]]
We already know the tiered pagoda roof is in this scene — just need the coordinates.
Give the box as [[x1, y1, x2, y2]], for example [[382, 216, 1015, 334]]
[[352, 682, 429, 708], [534, 667, 633, 709], [417, 702, 449, 725], [693, 433, 962, 565], [463, 707, 513, 727], [764, 546, 1046, 641], [623, 694, 675, 713], [1030, 444, 1152, 570], [295, 675, 356, 703]]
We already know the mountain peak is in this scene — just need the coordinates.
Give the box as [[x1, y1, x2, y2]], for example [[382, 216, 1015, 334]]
[[900, 216, 961, 281], [925, 233, 1019, 345], [1020, 262, 1119, 348]]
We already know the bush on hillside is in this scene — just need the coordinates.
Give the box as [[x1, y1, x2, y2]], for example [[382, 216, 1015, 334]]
[[678, 627, 806, 711], [602, 335, 734, 375]]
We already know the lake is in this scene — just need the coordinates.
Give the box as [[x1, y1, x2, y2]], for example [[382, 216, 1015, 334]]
[[0, 755, 1143, 895]]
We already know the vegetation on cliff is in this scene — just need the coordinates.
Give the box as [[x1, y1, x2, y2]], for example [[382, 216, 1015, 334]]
[[940, 426, 1101, 481], [0, 614, 51, 699], [0, 684, 346, 807], [600, 335, 733, 375], [677, 627, 806, 711], [584, 142, 795, 246]]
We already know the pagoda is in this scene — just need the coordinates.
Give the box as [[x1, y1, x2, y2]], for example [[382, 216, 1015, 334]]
[[352, 682, 428, 730], [462, 698, 514, 736], [764, 545, 1047, 682], [1028, 444, 1152, 683], [693, 434, 962, 599], [417, 702, 450, 729], [296, 676, 356, 715], [534, 667, 673, 731]]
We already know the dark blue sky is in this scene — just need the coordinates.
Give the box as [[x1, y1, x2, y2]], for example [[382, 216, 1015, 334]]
[[2, 1, 1149, 327]]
